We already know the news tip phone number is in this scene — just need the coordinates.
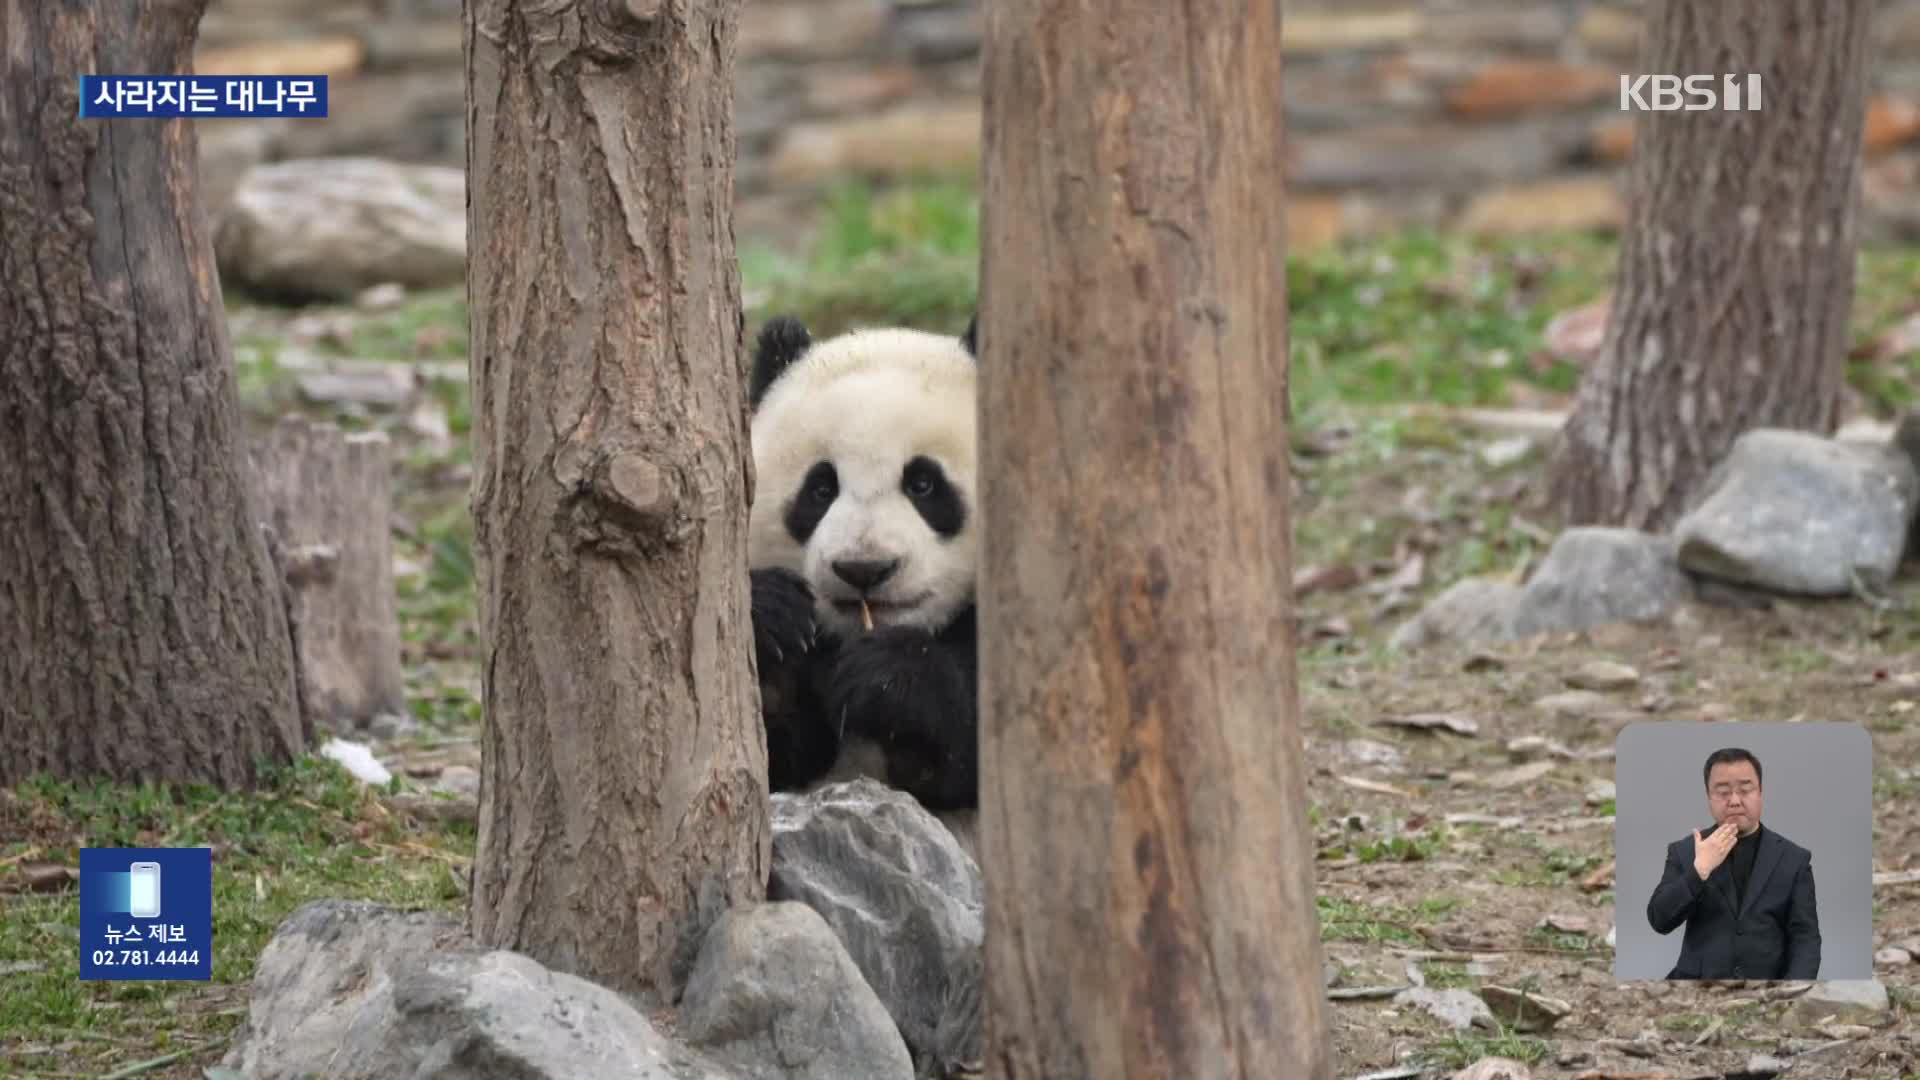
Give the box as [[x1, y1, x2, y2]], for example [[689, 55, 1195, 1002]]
[[89, 948, 202, 967]]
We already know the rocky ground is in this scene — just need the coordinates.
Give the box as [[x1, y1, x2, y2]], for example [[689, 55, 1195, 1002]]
[[4, 206, 1919, 1077]]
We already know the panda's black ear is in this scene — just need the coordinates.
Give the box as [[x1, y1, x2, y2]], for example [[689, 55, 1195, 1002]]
[[959, 313, 977, 358], [750, 315, 812, 408]]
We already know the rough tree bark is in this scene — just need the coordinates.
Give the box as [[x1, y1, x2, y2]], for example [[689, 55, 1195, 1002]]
[[464, 0, 768, 1003], [0, 0, 308, 788], [1548, 0, 1874, 531], [977, 1, 1333, 1077]]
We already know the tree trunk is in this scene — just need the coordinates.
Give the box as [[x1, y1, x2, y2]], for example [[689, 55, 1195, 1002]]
[[976, 1, 1333, 1077], [1547, 0, 1874, 531], [0, 0, 308, 789], [464, 0, 767, 1004]]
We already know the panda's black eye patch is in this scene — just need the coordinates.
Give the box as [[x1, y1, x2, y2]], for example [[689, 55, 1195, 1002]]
[[785, 461, 838, 542], [902, 456, 965, 538]]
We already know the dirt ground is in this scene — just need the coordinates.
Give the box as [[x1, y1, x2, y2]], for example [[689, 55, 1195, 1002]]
[[1287, 413, 1920, 1078]]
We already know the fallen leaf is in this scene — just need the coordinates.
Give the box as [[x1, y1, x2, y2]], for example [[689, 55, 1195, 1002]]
[[1482, 760, 1555, 789]]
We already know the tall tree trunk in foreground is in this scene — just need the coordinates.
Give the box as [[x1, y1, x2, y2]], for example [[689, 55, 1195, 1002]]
[[464, 0, 767, 1004], [977, 0, 1332, 1076], [1548, 0, 1874, 531], [0, 0, 308, 788]]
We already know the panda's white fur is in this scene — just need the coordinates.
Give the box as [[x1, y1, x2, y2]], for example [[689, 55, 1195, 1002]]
[[748, 326, 978, 639]]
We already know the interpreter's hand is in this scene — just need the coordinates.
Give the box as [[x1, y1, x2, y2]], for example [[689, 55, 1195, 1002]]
[[1692, 821, 1738, 880]]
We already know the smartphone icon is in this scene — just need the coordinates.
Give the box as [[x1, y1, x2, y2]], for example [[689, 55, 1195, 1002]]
[[128, 862, 161, 919]]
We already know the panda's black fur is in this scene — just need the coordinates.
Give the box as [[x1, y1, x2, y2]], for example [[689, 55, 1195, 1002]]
[[745, 314, 981, 815]]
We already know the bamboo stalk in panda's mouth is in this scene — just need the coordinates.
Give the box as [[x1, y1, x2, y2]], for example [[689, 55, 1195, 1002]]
[[859, 599, 874, 633]]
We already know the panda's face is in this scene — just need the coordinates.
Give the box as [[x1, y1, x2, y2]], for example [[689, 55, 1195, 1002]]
[[748, 323, 977, 638]]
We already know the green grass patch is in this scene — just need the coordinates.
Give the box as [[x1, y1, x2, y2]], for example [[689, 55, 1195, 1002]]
[[0, 757, 471, 1076], [226, 175, 1920, 429], [1418, 1028, 1553, 1070]]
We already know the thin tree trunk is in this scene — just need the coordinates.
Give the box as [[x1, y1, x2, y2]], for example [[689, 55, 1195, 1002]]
[[464, 0, 767, 1004], [0, 0, 308, 788], [1548, 0, 1874, 531], [976, 0, 1332, 1076]]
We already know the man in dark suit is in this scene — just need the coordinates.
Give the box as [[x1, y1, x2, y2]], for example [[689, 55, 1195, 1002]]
[[1645, 747, 1821, 980]]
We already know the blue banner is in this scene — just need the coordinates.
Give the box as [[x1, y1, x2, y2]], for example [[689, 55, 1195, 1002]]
[[78, 847, 213, 981], [79, 75, 328, 118]]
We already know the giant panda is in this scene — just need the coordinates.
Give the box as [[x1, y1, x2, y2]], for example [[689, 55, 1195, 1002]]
[[745, 313, 981, 846]]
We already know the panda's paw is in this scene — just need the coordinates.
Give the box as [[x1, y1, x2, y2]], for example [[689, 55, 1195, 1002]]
[[825, 628, 961, 747], [750, 567, 818, 671]]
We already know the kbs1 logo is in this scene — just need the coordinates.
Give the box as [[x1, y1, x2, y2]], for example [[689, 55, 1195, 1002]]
[[1619, 74, 1763, 112]]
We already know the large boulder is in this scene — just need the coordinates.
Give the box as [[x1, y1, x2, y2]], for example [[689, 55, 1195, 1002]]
[[221, 899, 739, 1080], [214, 157, 465, 303], [768, 780, 984, 1079]]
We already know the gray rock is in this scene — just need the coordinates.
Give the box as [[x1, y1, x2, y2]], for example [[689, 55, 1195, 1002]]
[[1387, 577, 1523, 651], [1532, 690, 1614, 718], [680, 902, 914, 1080], [1509, 527, 1693, 637], [1565, 660, 1640, 692], [222, 899, 739, 1080], [1392, 985, 1495, 1031], [768, 780, 983, 1078], [214, 157, 467, 303], [1790, 978, 1891, 1024], [1674, 429, 1920, 596]]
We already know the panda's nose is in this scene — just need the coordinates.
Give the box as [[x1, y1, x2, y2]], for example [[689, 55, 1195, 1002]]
[[832, 558, 899, 591]]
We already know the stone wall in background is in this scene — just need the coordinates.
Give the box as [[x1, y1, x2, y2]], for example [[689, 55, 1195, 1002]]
[[193, 0, 1920, 250]]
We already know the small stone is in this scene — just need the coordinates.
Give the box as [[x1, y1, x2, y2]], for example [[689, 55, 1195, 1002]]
[[1394, 986, 1496, 1031], [432, 765, 479, 799], [1585, 780, 1616, 806], [1480, 436, 1534, 469], [1478, 985, 1572, 1033], [1566, 660, 1641, 692], [1698, 702, 1736, 721], [1534, 690, 1613, 718], [1388, 577, 1523, 652], [1484, 760, 1555, 789], [355, 282, 406, 310], [1874, 946, 1912, 966]]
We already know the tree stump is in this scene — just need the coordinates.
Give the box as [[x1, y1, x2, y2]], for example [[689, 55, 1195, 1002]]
[[250, 414, 408, 735]]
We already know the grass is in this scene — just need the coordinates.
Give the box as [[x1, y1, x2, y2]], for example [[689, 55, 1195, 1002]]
[[229, 174, 1920, 433], [0, 758, 473, 1075]]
